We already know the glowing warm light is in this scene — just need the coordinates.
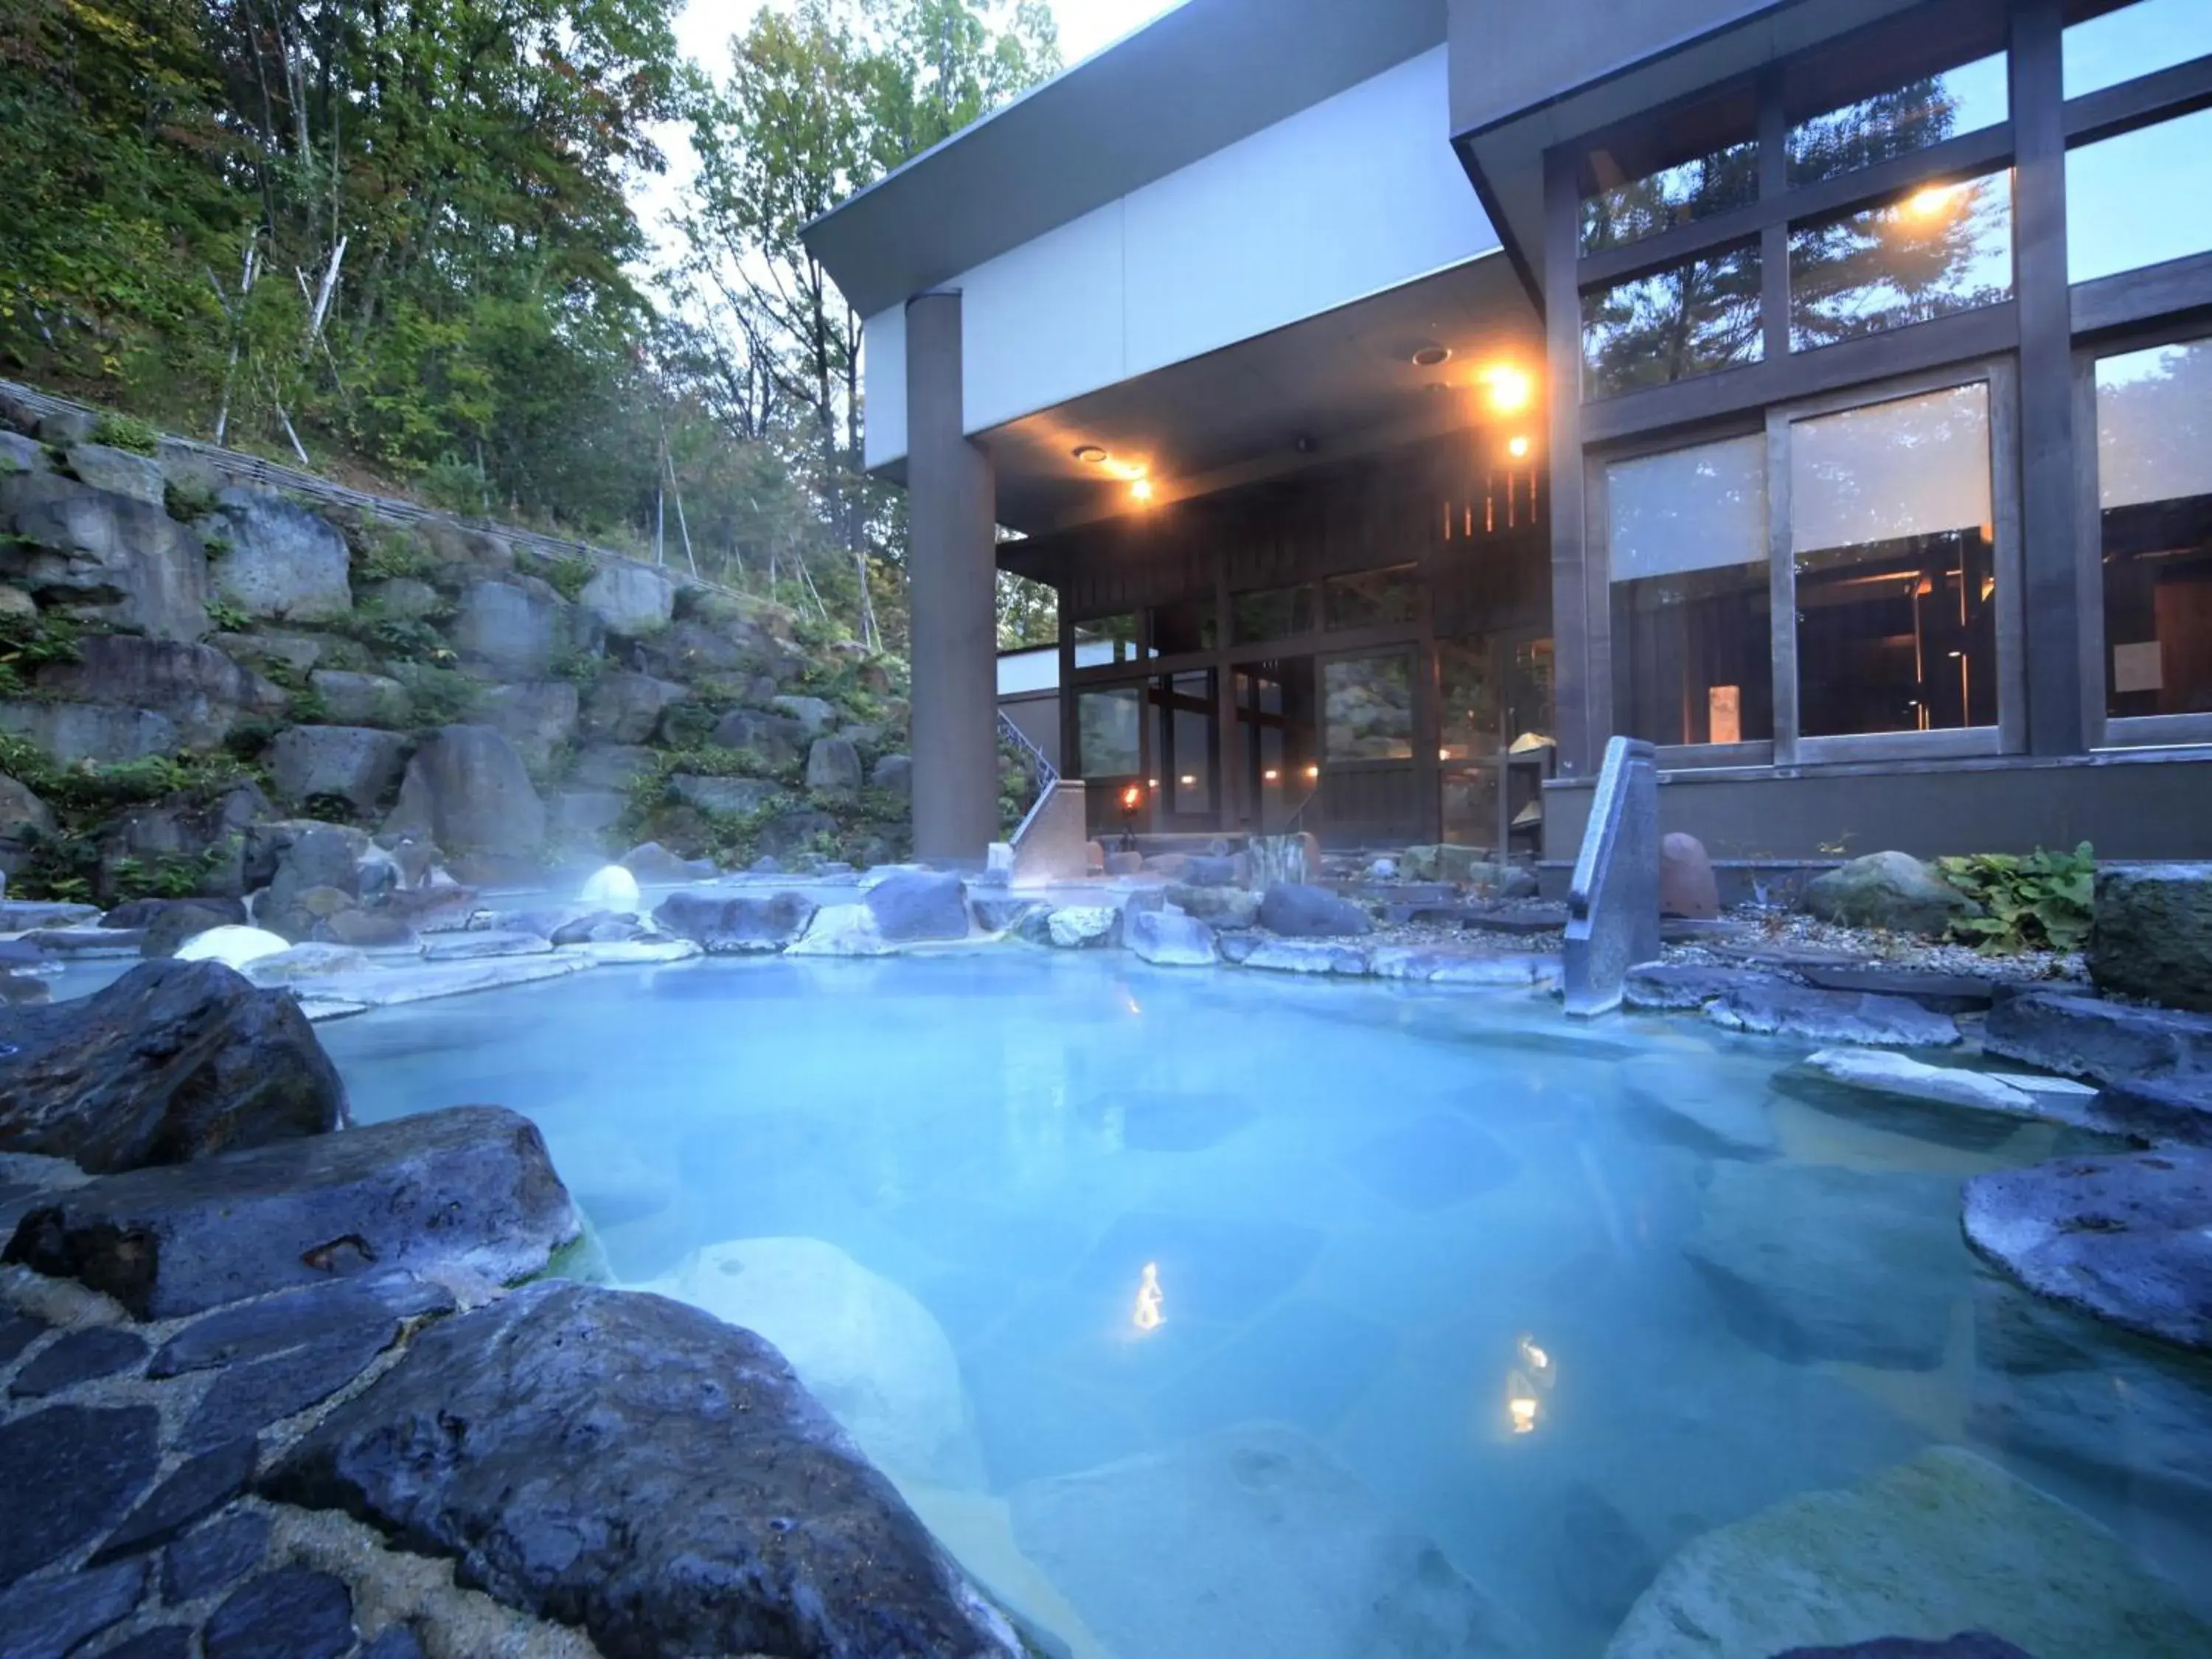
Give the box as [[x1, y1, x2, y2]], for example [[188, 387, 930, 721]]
[[1179, 773, 1197, 787], [1119, 783, 1143, 812], [1517, 1334, 1554, 1378], [1304, 764, 1321, 782], [1905, 181, 1964, 219], [1508, 1383, 1540, 1435], [1262, 768, 1281, 783], [1147, 778, 1160, 789], [1133, 1263, 1164, 1332], [1131, 478, 1156, 503], [1480, 365, 1534, 413], [1506, 435, 1531, 460]]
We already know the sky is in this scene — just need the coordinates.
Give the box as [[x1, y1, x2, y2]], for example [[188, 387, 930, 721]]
[[672, 0, 1183, 77]]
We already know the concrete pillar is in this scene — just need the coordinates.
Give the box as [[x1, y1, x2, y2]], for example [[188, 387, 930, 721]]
[[904, 290, 1001, 865]]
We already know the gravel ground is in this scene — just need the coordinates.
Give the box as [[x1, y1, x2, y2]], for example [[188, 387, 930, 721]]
[[1661, 906, 2087, 983]]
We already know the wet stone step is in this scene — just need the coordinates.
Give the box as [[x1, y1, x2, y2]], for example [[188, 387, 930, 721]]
[[8, 1325, 149, 1399], [0, 1402, 161, 1587], [160, 1511, 270, 1605], [1796, 963, 2003, 1014], [147, 1272, 453, 1380], [0, 1554, 149, 1658], [93, 1436, 259, 1563]]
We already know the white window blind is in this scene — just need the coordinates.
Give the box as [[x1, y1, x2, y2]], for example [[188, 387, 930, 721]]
[[1607, 434, 1769, 582], [1790, 383, 1992, 555], [2098, 338, 2212, 509]]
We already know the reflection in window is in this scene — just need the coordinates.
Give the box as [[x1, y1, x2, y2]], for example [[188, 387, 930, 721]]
[[2096, 339, 2212, 721], [1324, 656, 1415, 761], [1790, 172, 2014, 350], [1582, 245, 1764, 399], [1077, 687, 1141, 776], [1324, 566, 1419, 631], [2067, 106, 2212, 285], [2064, 0, 2212, 99], [1580, 142, 1759, 255], [1790, 384, 1997, 737], [1072, 614, 1149, 667], [1608, 436, 1775, 745], [1787, 55, 2009, 186], [1150, 596, 1217, 655], [1233, 585, 1314, 644], [1237, 661, 1317, 832], [1438, 640, 1500, 846], [1150, 672, 1217, 815]]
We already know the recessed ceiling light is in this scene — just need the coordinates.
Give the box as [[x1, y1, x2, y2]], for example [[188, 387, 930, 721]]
[[1073, 445, 1109, 465], [1480, 366, 1534, 412], [1507, 435, 1531, 459], [1411, 344, 1453, 368], [1130, 479, 1156, 503]]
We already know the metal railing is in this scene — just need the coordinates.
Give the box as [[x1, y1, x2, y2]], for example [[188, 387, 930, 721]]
[[998, 710, 1061, 846]]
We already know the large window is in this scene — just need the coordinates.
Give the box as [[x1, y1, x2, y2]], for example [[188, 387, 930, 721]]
[[2067, 105, 2212, 285], [1582, 246, 1764, 398], [1323, 656, 1415, 761], [1580, 141, 1759, 254], [1323, 566, 1420, 631], [1790, 383, 1998, 737], [1608, 435, 1775, 747], [1786, 55, 2010, 186], [1789, 171, 2015, 349], [1072, 614, 1148, 667], [2096, 338, 2212, 725], [1077, 687, 1141, 777], [1233, 585, 1314, 644], [2063, 0, 2212, 98]]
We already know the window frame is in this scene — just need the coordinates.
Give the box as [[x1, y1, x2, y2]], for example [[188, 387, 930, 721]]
[[2075, 318, 2212, 749]]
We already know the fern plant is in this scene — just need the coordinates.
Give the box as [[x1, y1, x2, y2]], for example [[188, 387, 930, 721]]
[[1937, 843, 2096, 953]]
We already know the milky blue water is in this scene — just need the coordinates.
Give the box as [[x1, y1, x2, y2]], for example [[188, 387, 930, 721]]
[[316, 952, 2212, 1658]]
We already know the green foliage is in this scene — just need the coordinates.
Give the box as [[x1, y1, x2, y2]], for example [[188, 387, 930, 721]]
[[89, 411, 159, 454], [996, 570, 1057, 651], [0, 608, 82, 695], [540, 554, 598, 603], [389, 661, 479, 728], [358, 532, 440, 585], [549, 647, 602, 688], [1937, 843, 2097, 954], [204, 595, 252, 635], [417, 457, 493, 517]]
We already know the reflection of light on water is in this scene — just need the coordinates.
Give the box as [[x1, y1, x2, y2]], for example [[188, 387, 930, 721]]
[[1133, 1262, 1164, 1332], [1121, 992, 1143, 1017], [1506, 1332, 1556, 1435]]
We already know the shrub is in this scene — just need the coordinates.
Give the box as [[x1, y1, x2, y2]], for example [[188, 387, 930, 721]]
[[1938, 843, 2096, 953], [0, 610, 82, 695], [390, 661, 479, 727], [417, 455, 490, 515], [204, 595, 253, 635], [89, 411, 160, 455], [540, 554, 597, 603], [358, 530, 440, 584]]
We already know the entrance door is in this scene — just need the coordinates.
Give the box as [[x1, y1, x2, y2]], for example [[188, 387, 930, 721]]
[[1234, 658, 1319, 835], [1147, 670, 1220, 832]]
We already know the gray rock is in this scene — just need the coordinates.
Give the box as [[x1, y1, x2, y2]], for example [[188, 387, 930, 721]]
[[571, 743, 657, 791], [3, 1104, 579, 1320], [361, 576, 442, 619], [1800, 850, 1979, 938], [1624, 963, 1773, 1013], [0, 1403, 159, 1587], [653, 891, 817, 954], [178, 1324, 399, 1454], [1126, 907, 1217, 966], [704, 709, 807, 766], [549, 911, 648, 945], [1604, 1447, 2212, 1659], [620, 841, 704, 883], [807, 735, 863, 794], [481, 681, 580, 772], [772, 693, 837, 734], [1257, 882, 1372, 937], [2090, 1072, 2212, 1146], [1685, 1161, 1961, 1368], [0, 431, 46, 476], [148, 1271, 453, 1380], [1166, 883, 1261, 928], [1, 471, 209, 640], [1982, 990, 2212, 1082], [583, 672, 686, 745], [204, 1567, 355, 1659], [1007, 1423, 1526, 1659], [139, 901, 250, 959], [0, 970, 52, 1007], [1704, 983, 1961, 1048], [262, 1281, 1023, 1659], [308, 669, 412, 728], [1964, 1149, 2212, 1351], [212, 628, 321, 675], [32, 633, 285, 749], [241, 944, 373, 985], [577, 561, 674, 637], [162, 1511, 270, 1604], [0, 772, 55, 877], [98, 779, 268, 901], [267, 726, 410, 815], [551, 789, 626, 841], [452, 577, 566, 677], [757, 807, 839, 860], [872, 753, 912, 798], [384, 726, 546, 860], [972, 896, 1047, 934], [1795, 964, 2001, 1015], [420, 931, 552, 961], [1047, 907, 1119, 949], [787, 904, 891, 957], [9, 1326, 148, 1397], [0, 699, 177, 763], [92, 1436, 256, 1559], [65, 442, 165, 506], [1803, 1049, 2044, 1120], [1773, 1635, 2034, 1658], [0, 897, 100, 931], [1658, 831, 1719, 919], [203, 488, 352, 622], [0, 959, 344, 1174], [670, 774, 778, 818], [1239, 939, 1371, 975], [34, 408, 97, 446], [0, 1554, 147, 1657], [865, 871, 970, 943], [2091, 863, 2212, 1012]]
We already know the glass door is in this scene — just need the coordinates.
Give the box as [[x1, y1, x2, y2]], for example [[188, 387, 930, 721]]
[[1234, 658, 1318, 835], [1147, 670, 1221, 832]]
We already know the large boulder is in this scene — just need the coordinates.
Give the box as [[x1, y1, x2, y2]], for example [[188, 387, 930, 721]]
[[863, 871, 970, 943], [2090, 864, 2212, 1012], [1007, 1425, 1528, 1659], [480, 681, 580, 772], [1659, 832, 1719, 919], [1982, 990, 2212, 1082], [641, 1236, 981, 1487], [266, 726, 409, 815], [571, 742, 657, 790], [872, 754, 912, 799], [0, 470, 209, 639], [4, 1105, 578, 1319], [136, 900, 251, 959], [709, 709, 809, 767], [452, 577, 566, 678], [582, 672, 687, 745], [0, 960, 344, 1175], [670, 775, 778, 818], [1258, 883, 1372, 938], [653, 891, 817, 954], [0, 773, 55, 877], [577, 561, 675, 636], [1800, 852, 1978, 938], [384, 726, 546, 863], [30, 634, 284, 749], [201, 487, 352, 622], [807, 736, 863, 795], [307, 669, 411, 728], [0, 700, 175, 762], [772, 694, 837, 734], [633, 619, 746, 680], [1603, 1447, 2212, 1658], [63, 442, 164, 507], [95, 779, 269, 901], [1964, 1150, 2212, 1352], [262, 1281, 1024, 1658], [1683, 1161, 1961, 1368], [1126, 907, 1218, 966], [1704, 983, 1960, 1048]]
